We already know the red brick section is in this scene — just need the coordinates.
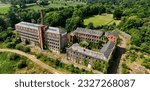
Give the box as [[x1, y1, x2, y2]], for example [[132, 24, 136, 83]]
[[107, 35, 117, 43], [38, 26, 45, 50]]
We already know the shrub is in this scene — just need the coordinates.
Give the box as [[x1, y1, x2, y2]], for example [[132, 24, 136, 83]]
[[15, 44, 30, 53], [18, 60, 27, 69], [6, 42, 16, 48], [15, 44, 23, 50], [36, 53, 43, 59], [142, 59, 150, 69], [8, 53, 20, 61], [23, 47, 30, 52]]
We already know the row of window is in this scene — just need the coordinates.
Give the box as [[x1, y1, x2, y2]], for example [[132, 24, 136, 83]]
[[46, 38, 59, 42], [16, 26, 37, 33], [47, 41, 60, 46], [48, 45, 60, 50], [77, 33, 100, 38], [46, 33, 60, 38], [78, 37, 99, 42], [18, 31, 38, 37], [21, 36, 38, 43], [20, 34, 38, 41]]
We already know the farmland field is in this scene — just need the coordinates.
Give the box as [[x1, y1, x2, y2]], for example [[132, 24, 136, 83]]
[[84, 14, 121, 27]]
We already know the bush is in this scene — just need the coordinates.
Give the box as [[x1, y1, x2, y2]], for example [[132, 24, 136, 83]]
[[142, 59, 150, 69], [15, 44, 30, 53], [23, 47, 31, 52], [15, 44, 23, 50], [8, 53, 20, 61], [122, 63, 130, 74], [18, 60, 27, 69], [6, 42, 16, 48], [36, 53, 43, 59]]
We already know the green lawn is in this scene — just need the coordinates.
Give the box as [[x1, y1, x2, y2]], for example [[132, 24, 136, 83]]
[[0, 4, 10, 14], [84, 14, 121, 27]]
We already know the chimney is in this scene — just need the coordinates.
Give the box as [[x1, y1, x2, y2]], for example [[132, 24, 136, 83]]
[[38, 26, 45, 50], [41, 10, 44, 25]]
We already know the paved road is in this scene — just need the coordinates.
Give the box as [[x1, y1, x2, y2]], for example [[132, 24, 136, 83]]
[[0, 48, 63, 74]]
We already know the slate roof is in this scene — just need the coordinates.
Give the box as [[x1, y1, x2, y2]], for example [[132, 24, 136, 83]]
[[67, 41, 116, 62], [46, 27, 67, 35], [68, 43, 105, 60], [100, 41, 116, 60], [16, 22, 67, 35], [16, 22, 44, 30], [74, 28, 103, 37]]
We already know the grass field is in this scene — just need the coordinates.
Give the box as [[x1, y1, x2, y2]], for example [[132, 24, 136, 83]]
[[84, 14, 121, 27], [0, 4, 10, 14], [0, 52, 51, 74], [0, 1, 85, 14], [26, 2, 85, 11]]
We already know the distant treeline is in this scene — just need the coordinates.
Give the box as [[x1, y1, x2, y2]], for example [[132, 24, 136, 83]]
[[0, 0, 36, 4]]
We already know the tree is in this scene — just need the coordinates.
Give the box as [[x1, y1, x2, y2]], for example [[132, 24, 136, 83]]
[[92, 60, 107, 72], [66, 17, 83, 32], [18, 60, 27, 69], [140, 43, 150, 53], [119, 16, 143, 31], [9, 53, 20, 61], [0, 17, 6, 30], [83, 58, 89, 66], [79, 41, 89, 48], [72, 9, 83, 17], [37, 0, 49, 6], [87, 22, 94, 29], [113, 8, 123, 20], [45, 12, 64, 27], [7, 6, 20, 27]]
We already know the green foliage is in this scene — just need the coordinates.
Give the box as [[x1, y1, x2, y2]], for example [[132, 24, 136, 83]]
[[87, 22, 94, 29], [6, 42, 16, 48], [82, 58, 89, 66], [122, 62, 130, 74], [17, 60, 27, 69], [79, 41, 89, 48], [37, 0, 49, 6], [0, 17, 6, 30], [113, 8, 123, 20], [36, 53, 93, 74], [92, 60, 108, 73], [15, 44, 30, 53], [45, 12, 64, 27], [119, 16, 143, 31], [142, 58, 150, 69], [72, 9, 83, 17], [8, 53, 20, 61], [66, 17, 83, 32], [0, 30, 14, 42]]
